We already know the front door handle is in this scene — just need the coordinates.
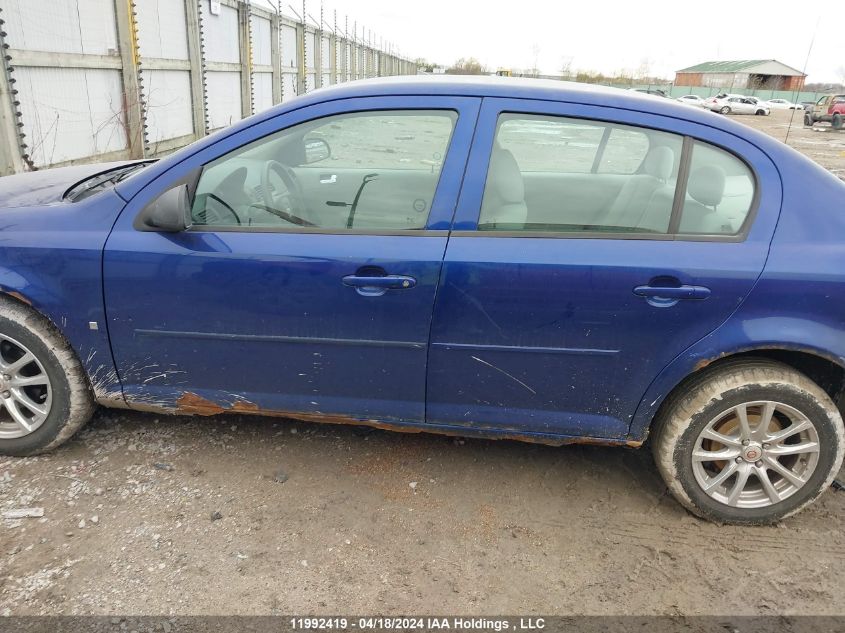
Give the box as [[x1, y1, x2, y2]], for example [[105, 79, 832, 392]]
[[634, 284, 711, 300], [634, 284, 711, 305], [343, 274, 416, 296]]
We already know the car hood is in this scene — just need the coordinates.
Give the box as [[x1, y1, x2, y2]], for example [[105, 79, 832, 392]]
[[0, 161, 139, 209]]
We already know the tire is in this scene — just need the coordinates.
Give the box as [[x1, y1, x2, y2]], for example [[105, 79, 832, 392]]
[[0, 298, 95, 456], [719, 106, 730, 114], [833, 114, 843, 130], [804, 113, 814, 127], [652, 359, 845, 525]]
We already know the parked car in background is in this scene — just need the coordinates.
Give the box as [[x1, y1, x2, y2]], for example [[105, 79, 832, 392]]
[[628, 88, 668, 98], [1, 76, 844, 526], [707, 95, 770, 116], [804, 94, 845, 129], [704, 94, 740, 111], [676, 94, 707, 107], [766, 98, 802, 110]]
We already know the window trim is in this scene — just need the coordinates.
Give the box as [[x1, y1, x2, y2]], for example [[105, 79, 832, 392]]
[[188, 225, 449, 237], [472, 110, 761, 243], [184, 107, 462, 235]]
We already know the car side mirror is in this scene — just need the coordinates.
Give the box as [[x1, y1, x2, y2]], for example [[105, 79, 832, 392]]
[[139, 184, 193, 232], [303, 137, 331, 164]]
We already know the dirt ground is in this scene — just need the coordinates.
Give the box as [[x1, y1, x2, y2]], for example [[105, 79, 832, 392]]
[[739, 107, 845, 177], [2, 107, 845, 618]]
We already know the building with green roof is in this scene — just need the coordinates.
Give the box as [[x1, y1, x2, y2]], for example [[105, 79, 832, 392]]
[[675, 60, 805, 91]]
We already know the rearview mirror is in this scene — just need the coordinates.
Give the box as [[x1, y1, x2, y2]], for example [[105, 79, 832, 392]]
[[139, 184, 193, 232], [303, 137, 331, 164]]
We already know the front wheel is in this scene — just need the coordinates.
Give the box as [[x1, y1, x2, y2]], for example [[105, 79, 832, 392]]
[[719, 106, 731, 114], [0, 298, 95, 456], [755, 109, 766, 116], [652, 359, 844, 525]]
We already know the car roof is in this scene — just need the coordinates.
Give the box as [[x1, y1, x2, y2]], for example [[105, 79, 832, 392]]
[[289, 76, 773, 138]]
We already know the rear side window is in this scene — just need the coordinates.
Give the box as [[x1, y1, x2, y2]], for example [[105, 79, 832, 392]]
[[478, 112, 755, 238], [598, 128, 650, 174], [494, 117, 605, 174], [678, 141, 755, 235], [478, 113, 683, 233]]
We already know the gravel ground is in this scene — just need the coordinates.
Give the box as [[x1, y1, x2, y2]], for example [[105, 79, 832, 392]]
[[737, 107, 845, 177], [1, 107, 844, 617]]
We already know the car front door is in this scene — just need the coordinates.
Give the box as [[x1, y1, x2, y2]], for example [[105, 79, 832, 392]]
[[728, 97, 747, 114], [425, 98, 781, 441], [104, 96, 480, 423]]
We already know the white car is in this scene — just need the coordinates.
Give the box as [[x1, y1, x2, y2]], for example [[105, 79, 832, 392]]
[[706, 95, 770, 116], [675, 94, 706, 107], [766, 98, 802, 110]]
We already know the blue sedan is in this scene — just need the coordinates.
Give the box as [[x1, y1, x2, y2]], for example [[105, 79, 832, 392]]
[[0, 76, 843, 524]]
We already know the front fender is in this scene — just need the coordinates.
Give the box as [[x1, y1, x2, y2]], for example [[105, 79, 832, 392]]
[[0, 190, 126, 403]]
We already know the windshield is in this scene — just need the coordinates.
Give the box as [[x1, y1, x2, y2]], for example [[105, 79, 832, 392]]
[[64, 162, 152, 202]]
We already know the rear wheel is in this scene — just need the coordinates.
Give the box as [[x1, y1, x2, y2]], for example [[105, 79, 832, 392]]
[[652, 360, 844, 525], [719, 106, 731, 114], [833, 114, 843, 130], [0, 298, 94, 456]]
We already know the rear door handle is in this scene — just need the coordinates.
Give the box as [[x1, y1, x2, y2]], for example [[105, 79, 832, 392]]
[[342, 274, 416, 293], [633, 285, 711, 300]]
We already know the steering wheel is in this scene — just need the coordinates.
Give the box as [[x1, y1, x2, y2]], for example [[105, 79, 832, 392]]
[[259, 160, 314, 226], [196, 192, 241, 225]]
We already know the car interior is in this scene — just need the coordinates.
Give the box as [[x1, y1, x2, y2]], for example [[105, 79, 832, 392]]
[[191, 111, 754, 237], [479, 117, 755, 235], [192, 111, 454, 231]]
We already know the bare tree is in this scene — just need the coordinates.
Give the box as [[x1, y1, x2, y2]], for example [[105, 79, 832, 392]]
[[445, 58, 487, 75], [559, 56, 574, 79], [635, 57, 652, 81]]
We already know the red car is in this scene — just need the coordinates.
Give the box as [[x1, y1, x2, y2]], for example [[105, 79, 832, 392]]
[[804, 94, 845, 129]]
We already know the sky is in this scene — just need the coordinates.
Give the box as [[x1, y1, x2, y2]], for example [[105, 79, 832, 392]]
[[255, 0, 843, 84]]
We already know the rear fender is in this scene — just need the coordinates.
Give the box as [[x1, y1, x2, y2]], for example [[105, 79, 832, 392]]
[[629, 317, 845, 441]]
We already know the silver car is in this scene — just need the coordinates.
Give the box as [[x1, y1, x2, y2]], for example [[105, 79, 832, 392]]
[[706, 96, 770, 116]]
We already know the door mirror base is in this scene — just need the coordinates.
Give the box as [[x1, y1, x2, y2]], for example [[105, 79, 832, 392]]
[[137, 184, 193, 232]]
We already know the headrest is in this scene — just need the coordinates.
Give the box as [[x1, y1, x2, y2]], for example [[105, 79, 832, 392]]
[[643, 146, 674, 181], [687, 165, 726, 207], [487, 148, 524, 203]]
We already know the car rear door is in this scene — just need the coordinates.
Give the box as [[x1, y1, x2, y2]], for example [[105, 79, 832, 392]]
[[425, 98, 781, 441], [103, 96, 480, 422]]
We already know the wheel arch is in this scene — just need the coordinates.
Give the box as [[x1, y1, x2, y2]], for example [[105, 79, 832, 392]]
[[630, 343, 845, 443], [0, 278, 123, 406]]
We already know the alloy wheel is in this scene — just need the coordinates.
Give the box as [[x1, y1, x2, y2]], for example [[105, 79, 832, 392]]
[[0, 333, 52, 439], [691, 401, 820, 508]]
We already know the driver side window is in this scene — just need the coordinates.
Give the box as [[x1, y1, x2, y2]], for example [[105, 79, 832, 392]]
[[191, 110, 457, 231]]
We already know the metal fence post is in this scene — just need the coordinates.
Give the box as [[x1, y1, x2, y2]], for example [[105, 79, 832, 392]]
[[270, 11, 282, 103], [329, 19, 337, 84], [0, 7, 24, 175], [350, 32, 357, 80], [238, 0, 253, 116], [339, 36, 346, 82], [114, 0, 148, 159], [296, 20, 306, 94], [313, 26, 322, 88], [184, 0, 207, 139]]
